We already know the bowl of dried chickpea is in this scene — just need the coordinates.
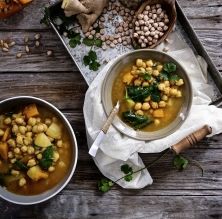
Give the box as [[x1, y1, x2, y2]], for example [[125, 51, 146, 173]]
[[0, 96, 78, 205], [102, 49, 193, 140]]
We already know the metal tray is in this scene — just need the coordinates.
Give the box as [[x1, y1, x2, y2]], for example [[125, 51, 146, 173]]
[[48, 0, 222, 100]]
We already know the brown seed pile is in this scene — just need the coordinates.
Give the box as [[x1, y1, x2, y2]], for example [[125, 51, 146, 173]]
[[133, 3, 170, 48]]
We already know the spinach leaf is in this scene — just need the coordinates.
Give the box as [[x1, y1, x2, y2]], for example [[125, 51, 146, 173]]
[[169, 74, 181, 82], [39, 146, 54, 170], [163, 63, 176, 73], [173, 155, 188, 170], [143, 73, 151, 81], [158, 72, 169, 81], [69, 34, 81, 48], [127, 86, 151, 102], [14, 160, 28, 171], [122, 111, 152, 129]]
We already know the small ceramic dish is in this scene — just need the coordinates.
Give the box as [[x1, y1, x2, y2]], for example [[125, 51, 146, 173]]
[[102, 49, 192, 140], [0, 96, 78, 205]]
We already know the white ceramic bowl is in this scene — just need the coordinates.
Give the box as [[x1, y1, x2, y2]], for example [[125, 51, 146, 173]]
[[0, 96, 78, 205], [102, 49, 193, 140]]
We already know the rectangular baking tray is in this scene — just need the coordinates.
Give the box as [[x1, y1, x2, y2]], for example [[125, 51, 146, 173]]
[[48, 0, 222, 102]]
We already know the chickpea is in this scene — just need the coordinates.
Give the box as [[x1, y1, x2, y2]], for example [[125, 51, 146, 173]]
[[167, 98, 173, 107], [14, 147, 21, 154], [26, 125, 32, 132], [53, 151, 60, 162], [24, 137, 32, 146], [144, 96, 151, 102], [134, 79, 142, 86], [32, 125, 38, 133], [48, 166, 55, 172], [152, 70, 160, 76], [146, 67, 152, 72], [176, 79, 184, 86], [28, 117, 36, 126], [19, 178, 26, 187], [159, 101, 166, 108], [16, 135, 23, 145], [164, 87, 170, 95], [19, 126, 27, 135], [158, 83, 165, 91], [27, 159, 36, 167], [21, 145, 28, 152], [37, 124, 44, 133], [150, 101, 158, 109], [146, 60, 153, 67], [12, 124, 19, 133], [139, 67, 146, 73], [57, 140, 63, 148], [142, 102, 150, 111], [0, 129, 4, 136], [8, 151, 14, 158], [43, 124, 48, 132], [27, 146, 35, 155], [4, 117, 11, 125], [36, 117, 41, 123], [45, 118, 52, 126], [136, 59, 143, 67], [37, 153, 42, 160], [58, 161, 66, 168], [142, 82, 149, 87], [157, 65, 163, 71], [15, 117, 24, 125], [164, 81, 170, 87], [7, 139, 16, 147], [170, 88, 178, 96], [26, 132, 32, 138], [176, 91, 182, 97], [162, 95, 168, 101], [11, 169, 20, 176], [154, 119, 160, 125], [135, 110, 144, 116], [134, 102, 142, 110]]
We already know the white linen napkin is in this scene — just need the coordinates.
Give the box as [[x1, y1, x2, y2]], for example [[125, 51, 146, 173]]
[[83, 32, 222, 188]]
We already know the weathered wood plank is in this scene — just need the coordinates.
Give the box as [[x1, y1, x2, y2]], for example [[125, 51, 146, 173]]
[[0, 31, 221, 72], [1, 192, 222, 219]]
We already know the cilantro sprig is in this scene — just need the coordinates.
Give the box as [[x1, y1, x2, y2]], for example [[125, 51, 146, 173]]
[[69, 33, 81, 48]]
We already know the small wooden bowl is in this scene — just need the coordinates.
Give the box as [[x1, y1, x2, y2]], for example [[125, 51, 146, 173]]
[[132, 0, 177, 49]]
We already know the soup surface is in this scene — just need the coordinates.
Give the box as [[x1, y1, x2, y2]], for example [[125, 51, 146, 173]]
[[0, 104, 72, 195], [112, 58, 185, 131]]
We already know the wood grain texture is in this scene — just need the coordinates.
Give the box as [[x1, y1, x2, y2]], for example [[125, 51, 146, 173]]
[[0, 0, 222, 218]]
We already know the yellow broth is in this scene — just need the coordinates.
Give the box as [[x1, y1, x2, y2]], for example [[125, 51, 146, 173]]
[[0, 105, 73, 195], [112, 61, 184, 132]]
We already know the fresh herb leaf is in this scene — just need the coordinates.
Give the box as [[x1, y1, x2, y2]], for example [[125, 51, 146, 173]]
[[69, 34, 81, 48], [124, 174, 133, 182], [94, 39, 103, 47], [14, 160, 28, 171], [89, 60, 100, 71], [4, 112, 14, 117], [40, 7, 50, 26], [67, 30, 79, 39], [121, 164, 133, 174], [127, 86, 150, 102], [98, 178, 114, 193], [163, 63, 176, 73], [83, 55, 91, 66], [88, 50, 97, 60], [169, 74, 181, 81], [159, 72, 169, 81], [83, 38, 95, 47], [122, 111, 152, 129], [173, 155, 188, 170], [143, 73, 151, 81], [39, 146, 54, 170]]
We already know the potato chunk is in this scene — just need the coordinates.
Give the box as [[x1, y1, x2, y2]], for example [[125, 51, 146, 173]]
[[0, 142, 8, 161], [46, 123, 62, 139], [34, 133, 51, 148], [122, 72, 134, 85], [153, 109, 164, 118], [27, 166, 48, 181], [23, 104, 39, 119]]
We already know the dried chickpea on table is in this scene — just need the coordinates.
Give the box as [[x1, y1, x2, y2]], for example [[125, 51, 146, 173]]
[[112, 58, 185, 131], [0, 104, 71, 195]]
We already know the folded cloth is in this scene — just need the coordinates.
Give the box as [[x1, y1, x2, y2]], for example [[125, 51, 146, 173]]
[[83, 32, 222, 188]]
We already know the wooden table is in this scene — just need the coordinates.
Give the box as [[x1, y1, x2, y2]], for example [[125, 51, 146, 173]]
[[0, 0, 222, 218]]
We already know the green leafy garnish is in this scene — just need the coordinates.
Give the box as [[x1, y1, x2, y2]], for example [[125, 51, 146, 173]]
[[158, 72, 169, 81], [127, 86, 150, 102], [83, 38, 102, 48], [122, 111, 152, 130], [98, 178, 114, 192], [169, 74, 181, 82], [14, 160, 28, 171], [143, 73, 151, 81], [39, 146, 54, 170], [40, 7, 50, 26], [124, 174, 133, 182], [163, 63, 176, 73], [121, 164, 133, 174], [69, 33, 81, 48], [83, 50, 101, 71], [173, 155, 189, 170]]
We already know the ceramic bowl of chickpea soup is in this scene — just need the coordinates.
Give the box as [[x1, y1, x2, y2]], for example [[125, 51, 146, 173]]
[[0, 96, 78, 205], [102, 49, 192, 140]]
